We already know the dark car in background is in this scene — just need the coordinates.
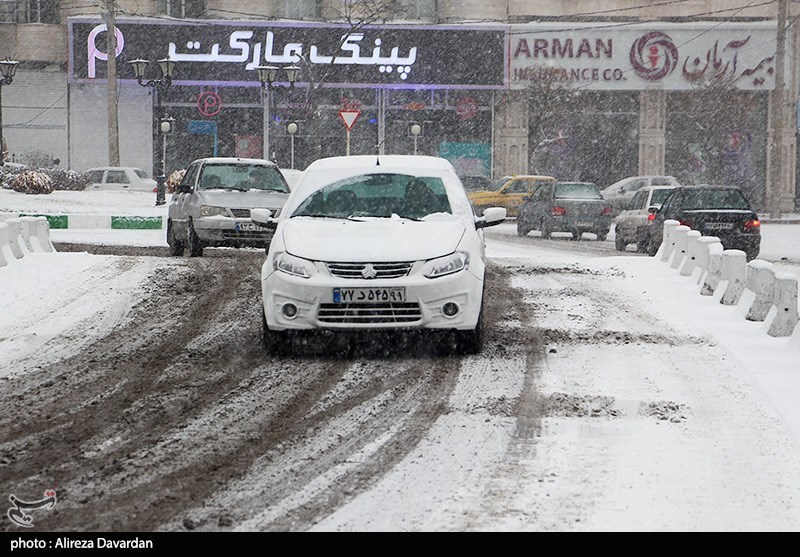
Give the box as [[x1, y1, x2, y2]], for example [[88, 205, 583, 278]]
[[517, 181, 613, 240], [647, 185, 761, 260]]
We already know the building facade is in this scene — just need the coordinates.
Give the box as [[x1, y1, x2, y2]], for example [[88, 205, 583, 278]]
[[1, 0, 797, 212]]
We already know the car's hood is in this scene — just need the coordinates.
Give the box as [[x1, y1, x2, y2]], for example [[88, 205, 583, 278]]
[[200, 189, 288, 209], [281, 217, 466, 262]]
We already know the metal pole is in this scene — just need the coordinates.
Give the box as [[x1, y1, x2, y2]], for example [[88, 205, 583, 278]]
[[155, 87, 166, 206], [346, 129, 351, 156], [262, 86, 270, 160], [104, 1, 120, 167], [0, 85, 4, 164], [291, 134, 295, 169]]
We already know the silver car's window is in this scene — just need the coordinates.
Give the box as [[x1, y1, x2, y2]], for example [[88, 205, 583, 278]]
[[199, 164, 290, 193], [134, 169, 149, 179], [106, 170, 129, 184], [87, 170, 104, 183], [628, 190, 647, 210], [650, 188, 675, 206], [292, 173, 452, 220], [555, 182, 602, 199]]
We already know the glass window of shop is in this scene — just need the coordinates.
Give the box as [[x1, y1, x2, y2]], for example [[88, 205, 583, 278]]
[[528, 91, 639, 188], [665, 89, 767, 210], [385, 89, 493, 177]]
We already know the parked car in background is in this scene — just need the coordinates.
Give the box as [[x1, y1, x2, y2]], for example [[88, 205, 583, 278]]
[[647, 185, 761, 260], [601, 175, 681, 216], [253, 154, 507, 356], [468, 174, 556, 217], [517, 181, 613, 240], [167, 157, 290, 257], [85, 166, 158, 192], [614, 184, 679, 253]]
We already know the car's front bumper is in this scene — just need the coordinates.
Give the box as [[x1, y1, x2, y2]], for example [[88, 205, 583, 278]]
[[194, 216, 274, 247], [263, 265, 483, 332]]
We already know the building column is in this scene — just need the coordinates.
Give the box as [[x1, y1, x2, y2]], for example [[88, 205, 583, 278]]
[[638, 90, 666, 176], [492, 93, 528, 178]]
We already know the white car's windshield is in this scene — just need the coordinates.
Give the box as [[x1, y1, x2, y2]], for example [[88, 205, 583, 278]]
[[292, 173, 452, 220], [198, 164, 290, 193]]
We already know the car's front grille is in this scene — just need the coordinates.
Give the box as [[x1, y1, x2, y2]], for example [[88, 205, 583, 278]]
[[317, 302, 422, 324], [230, 208, 250, 218], [326, 261, 413, 279]]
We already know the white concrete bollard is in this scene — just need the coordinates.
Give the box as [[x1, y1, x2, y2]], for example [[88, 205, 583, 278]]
[[694, 236, 721, 285], [4, 218, 27, 259], [679, 230, 703, 276], [720, 250, 747, 306], [28, 216, 55, 252], [659, 220, 680, 262], [701, 242, 725, 296], [669, 225, 691, 269], [767, 273, 799, 337], [743, 260, 777, 322]]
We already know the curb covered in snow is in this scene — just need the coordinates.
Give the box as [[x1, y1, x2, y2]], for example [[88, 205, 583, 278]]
[[0, 213, 164, 230]]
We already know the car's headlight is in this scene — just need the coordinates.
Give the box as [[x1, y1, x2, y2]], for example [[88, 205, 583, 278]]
[[199, 205, 228, 217], [422, 252, 470, 279], [273, 252, 316, 278]]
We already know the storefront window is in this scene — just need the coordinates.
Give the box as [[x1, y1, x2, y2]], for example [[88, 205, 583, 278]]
[[8, 0, 59, 23], [666, 89, 767, 210]]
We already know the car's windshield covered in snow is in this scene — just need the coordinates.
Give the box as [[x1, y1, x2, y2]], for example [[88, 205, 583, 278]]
[[291, 173, 452, 220]]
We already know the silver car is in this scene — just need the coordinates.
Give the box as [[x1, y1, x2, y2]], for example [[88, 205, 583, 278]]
[[167, 157, 290, 257], [613, 185, 678, 252], [600, 175, 681, 216]]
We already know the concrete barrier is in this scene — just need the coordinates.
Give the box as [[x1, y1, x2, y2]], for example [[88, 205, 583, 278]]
[[669, 225, 691, 269], [30, 216, 55, 252], [720, 250, 747, 305], [0, 222, 12, 267], [693, 236, 721, 284], [742, 260, 777, 322], [701, 242, 725, 296], [767, 273, 799, 338], [659, 220, 680, 262], [18, 216, 39, 252], [3, 218, 27, 259], [679, 230, 703, 276]]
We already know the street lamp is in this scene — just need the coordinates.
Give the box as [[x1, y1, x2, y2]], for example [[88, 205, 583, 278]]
[[256, 64, 300, 162], [410, 124, 421, 155], [129, 57, 176, 206], [286, 122, 298, 169], [0, 58, 19, 165]]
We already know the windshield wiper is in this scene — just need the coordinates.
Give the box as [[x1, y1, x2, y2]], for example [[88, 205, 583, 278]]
[[293, 213, 365, 222]]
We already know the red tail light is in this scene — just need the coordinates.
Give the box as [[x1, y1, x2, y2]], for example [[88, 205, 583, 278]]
[[647, 212, 657, 222], [744, 219, 760, 231], [679, 219, 693, 229], [551, 206, 566, 216], [601, 206, 612, 216]]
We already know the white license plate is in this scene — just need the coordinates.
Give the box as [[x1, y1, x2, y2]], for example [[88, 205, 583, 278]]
[[705, 222, 734, 230], [576, 222, 593, 228], [235, 222, 261, 232], [333, 287, 406, 303]]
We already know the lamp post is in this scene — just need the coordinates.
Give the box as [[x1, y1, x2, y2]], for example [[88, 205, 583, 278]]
[[286, 122, 298, 169], [129, 57, 176, 206], [256, 64, 300, 162], [410, 124, 421, 155], [0, 59, 19, 165]]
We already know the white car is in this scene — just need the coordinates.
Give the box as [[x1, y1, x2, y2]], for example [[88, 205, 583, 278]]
[[252, 154, 507, 356], [85, 166, 158, 192], [613, 185, 678, 252], [600, 175, 681, 216], [167, 157, 291, 257]]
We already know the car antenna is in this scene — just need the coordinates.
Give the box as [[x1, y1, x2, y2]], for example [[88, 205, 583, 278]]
[[375, 137, 387, 166]]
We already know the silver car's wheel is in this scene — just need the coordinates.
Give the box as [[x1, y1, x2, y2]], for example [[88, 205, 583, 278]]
[[167, 220, 185, 256]]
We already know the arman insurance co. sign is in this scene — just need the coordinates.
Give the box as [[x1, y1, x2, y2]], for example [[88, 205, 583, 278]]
[[508, 22, 784, 91]]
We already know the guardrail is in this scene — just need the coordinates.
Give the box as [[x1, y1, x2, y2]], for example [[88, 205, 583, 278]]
[[656, 219, 799, 340], [0, 216, 56, 267]]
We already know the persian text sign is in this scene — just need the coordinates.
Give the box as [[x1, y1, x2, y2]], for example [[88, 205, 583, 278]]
[[69, 16, 505, 88], [509, 22, 784, 91]]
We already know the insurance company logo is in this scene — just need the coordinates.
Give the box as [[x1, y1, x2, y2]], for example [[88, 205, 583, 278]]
[[7, 490, 57, 528], [629, 32, 678, 81]]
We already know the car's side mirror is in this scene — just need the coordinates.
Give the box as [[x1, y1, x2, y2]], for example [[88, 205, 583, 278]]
[[476, 206, 507, 229], [648, 205, 659, 213], [251, 208, 277, 229]]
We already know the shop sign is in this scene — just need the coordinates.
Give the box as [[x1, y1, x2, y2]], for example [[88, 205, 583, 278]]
[[69, 16, 505, 89], [197, 91, 222, 117], [509, 22, 786, 91]]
